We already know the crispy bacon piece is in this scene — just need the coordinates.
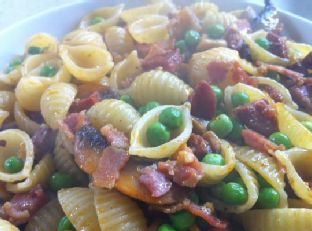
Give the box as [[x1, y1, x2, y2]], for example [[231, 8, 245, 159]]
[[187, 133, 212, 160], [69, 92, 101, 113], [100, 124, 129, 149], [258, 84, 283, 102], [207, 61, 232, 85], [290, 85, 312, 113], [242, 128, 284, 154], [139, 165, 172, 198], [267, 32, 288, 58], [230, 62, 256, 85], [0, 185, 47, 225], [191, 117, 209, 135], [136, 40, 174, 58], [190, 81, 216, 120], [32, 124, 56, 161], [202, 131, 222, 153], [234, 99, 278, 136]]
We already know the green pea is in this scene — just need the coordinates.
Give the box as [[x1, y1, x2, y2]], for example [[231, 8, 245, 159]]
[[267, 71, 281, 82], [184, 30, 200, 46], [223, 171, 245, 186], [209, 114, 233, 138], [175, 40, 187, 54], [211, 85, 223, 104], [28, 46, 45, 55], [6, 58, 22, 73], [139, 101, 160, 115], [50, 172, 76, 191], [3, 156, 24, 173], [159, 107, 183, 129], [40, 64, 58, 77], [202, 153, 225, 166], [269, 132, 293, 149], [227, 117, 244, 144], [90, 16, 104, 25], [256, 172, 271, 188], [255, 37, 271, 50], [231, 92, 250, 107], [169, 210, 195, 231], [120, 95, 134, 106], [207, 24, 225, 39], [57, 216, 75, 231], [158, 224, 176, 231], [302, 121, 312, 132], [209, 182, 225, 200], [256, 187, 280, 209], [190, 191, 200, 204], [221, 182, 248, 205], [147, 122, 170, 146]]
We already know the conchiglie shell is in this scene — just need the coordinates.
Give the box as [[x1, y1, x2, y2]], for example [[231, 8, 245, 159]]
[[0, 59, 22, 87], [275, 102, 312, 149], [0, 91, 15, 113], [200, 139, 235, 185], [0, 129, 34, 183], [40, 82, 77, 129], [109, 50, 142, 94], [63, 29, 106, 48], [25, 33, 58, 54], [80, 4, 124, 33], [243, 34, 290, 66], [54, 132, 88, 185], [15, 76, 53, 111], [128, 15, 169, 44], [25, 199, 64, 231], [191, 2, 219, 19], [121, 3, 165, 23], [148, 0, 177, 14], [212, 160, 259, 213], [14, 102, 40, 136], [6, 154, 55, 193], [0, 109, 9, 127], [240, 209, 312, 231], [126, 70, 192, 106], [58, 187, 101, 231], [202, 11, 237, 28], [234, 146, 288, 208], [105, 26, 135, 61], [129, 103, 192, 159], [274, 148, 312, 204], [0, 218, 19, 231], [287, 41, 312, 61], [255, 76, 298, 109], [60, 44, 114, 82], [87, 99, 140, 134], [285, 105, 312, 122], [188, 47, 240, 87], [22, 53, 71, 83], [94, 188, 147, 231]]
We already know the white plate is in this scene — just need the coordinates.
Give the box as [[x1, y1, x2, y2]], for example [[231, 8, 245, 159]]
[[0, 0, 311, 67]]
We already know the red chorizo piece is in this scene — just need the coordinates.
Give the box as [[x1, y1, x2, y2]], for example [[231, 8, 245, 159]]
[[69, 91, 101, 113], [190, 81, 216, 120], [234, 99, 278, 136]]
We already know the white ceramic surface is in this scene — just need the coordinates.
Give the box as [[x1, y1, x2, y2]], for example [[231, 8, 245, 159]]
[[0, 0, 311, 67]]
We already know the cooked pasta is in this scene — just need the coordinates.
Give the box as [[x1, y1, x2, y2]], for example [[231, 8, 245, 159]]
[[0, 218, 19, 231], [93, 187, 147, 231], [126, 70, 192, 106], [40, 82, 77, 129], [191, 2, 219, 19], [58, 187, 101, 231], [202, 11, 237, 29], [6, 154, 55, 193], [25, 33, 58, 54], [0, 90, 15, 114], [0, 109, 9, 128], [87, 99, 140, 134], [121, 3, 165, 23], [24, 199, 64, 231], [62, 29, 107, 48]]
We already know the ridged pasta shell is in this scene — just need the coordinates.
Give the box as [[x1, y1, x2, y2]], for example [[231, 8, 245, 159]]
[[188, 47, 240, 87], [0, 66, 22, 87], [121, 3, 165, 23], [0, 218, 19, 231], [126, 70, 192, 106], [129, 103, 192, 159], [0, 109, 9, 128], [93, 188, 147, 231], [87, 99, 140, 134], [0, 90, 15, 113], [234, 146, 288, 208], [275, 148, 312, 204], [128, 15, 169, 44], [80, 4, 124, 33], [25, 199, 64, 231], [14, 102, 40, 136], [60, 44, 114, 82], [202, 11, 237, 28], [287, 41, 312, 61], [26, 33, 58, 54], [240, 209, 312, 231], [211, 160, 259, 213], [285, 105, 312, 122], [200, 139, 236, 185], [6, 154, 55, 193], [109, 51, 142, 94], [63, 29, 106, 48], [0, 129, 34, 183], [191, 2, 219, 19], [58, 187, 101, 231], [40, 82, 77, 129]]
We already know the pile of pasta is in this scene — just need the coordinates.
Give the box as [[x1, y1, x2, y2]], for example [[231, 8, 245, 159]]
[[1, 0, 312, 231]]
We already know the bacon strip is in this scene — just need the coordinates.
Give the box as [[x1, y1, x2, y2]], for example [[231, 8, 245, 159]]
[[100, 124, 129, 149], [69, 91, 101, 113]]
